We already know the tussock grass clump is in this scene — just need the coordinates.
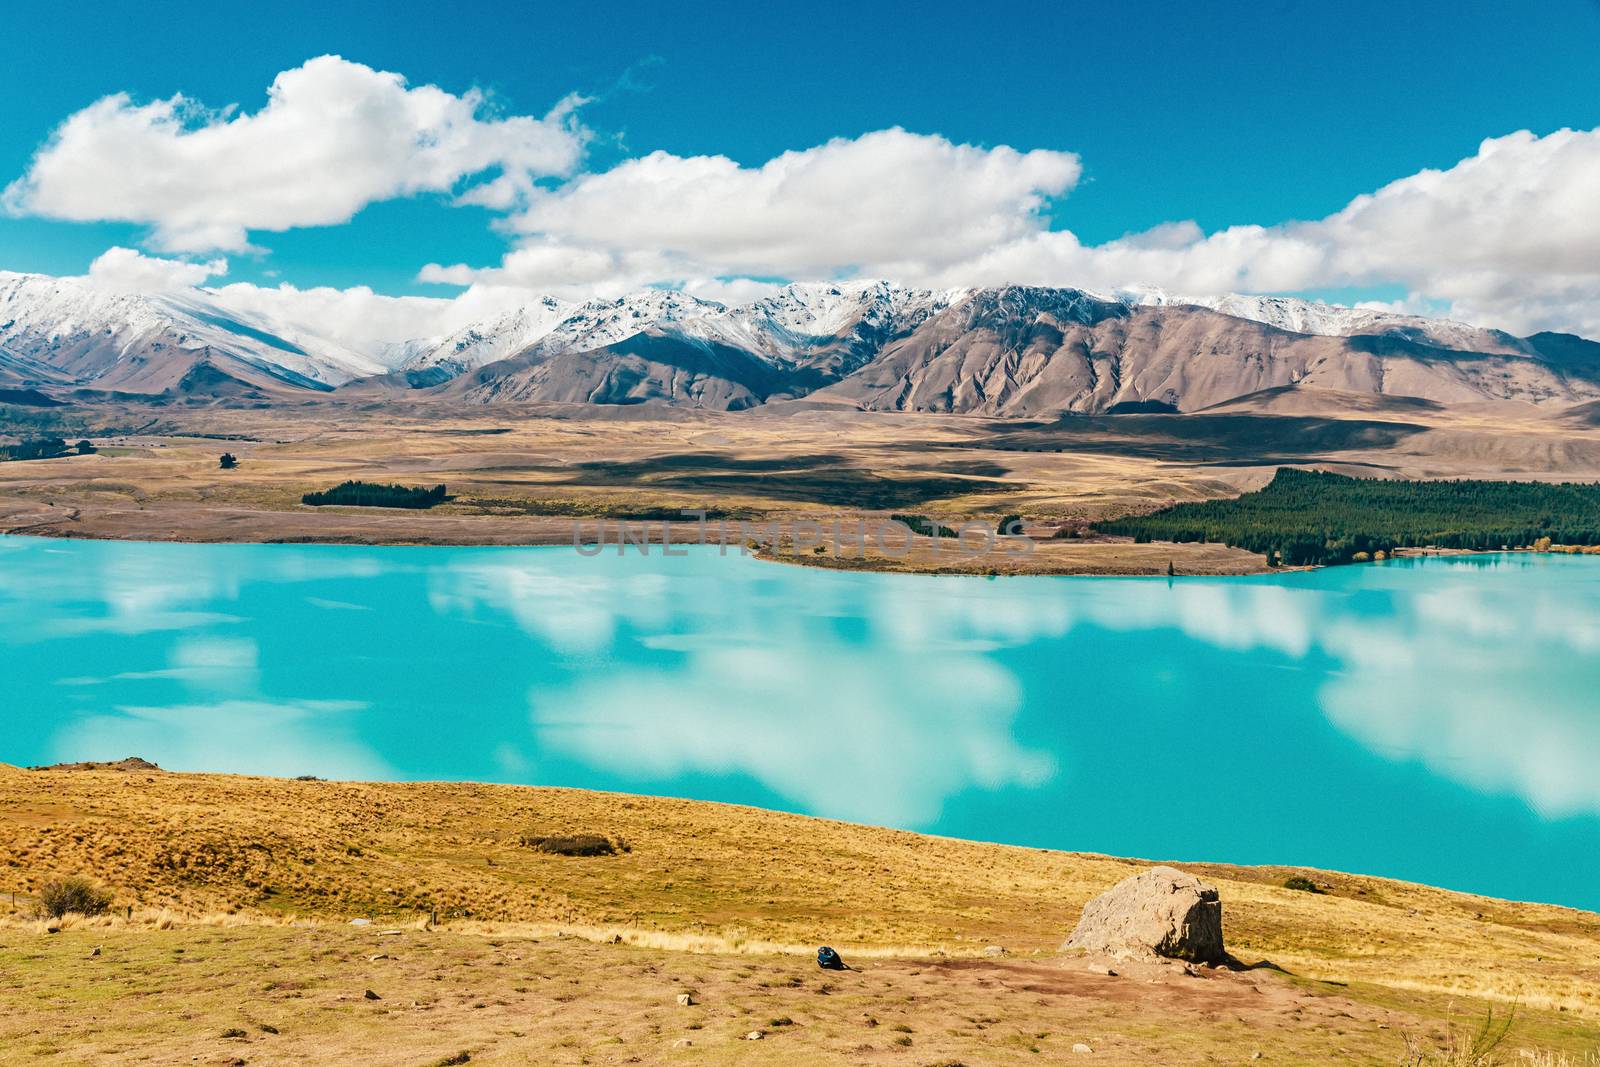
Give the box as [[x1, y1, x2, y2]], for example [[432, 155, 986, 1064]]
[[37, 876, 113, 918], [1399, 1005, 1515, 1066], [517, 833, 627, 857]]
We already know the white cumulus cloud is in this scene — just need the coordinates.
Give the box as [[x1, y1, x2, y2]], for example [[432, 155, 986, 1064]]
[[423, 124, 1600, 337], [924, 127, 1600, 337], [3, 55, 587, 253], [10, 53, 1600, 339], [421, 128, 1082, 295], [83, 246, 227, 292], [205, 279, 538, 353]]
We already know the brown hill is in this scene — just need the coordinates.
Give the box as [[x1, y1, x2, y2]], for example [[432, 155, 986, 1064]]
[[814, 290, 1600, 415], [439, 330, 793, 410], [3, 764, 1598, 1065]]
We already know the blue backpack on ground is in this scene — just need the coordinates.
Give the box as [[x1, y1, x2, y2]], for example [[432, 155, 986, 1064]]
[[817, 946, 846, 970]]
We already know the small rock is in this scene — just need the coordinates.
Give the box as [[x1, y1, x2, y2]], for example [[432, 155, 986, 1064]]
[[982, 945, 1007, 957], [1072, 1042, 1094, 1054], [348, 918, 372, 927], [45, 924, 61, 934], [672, 1039, 693, 1048], [91, 945, 101, 957], [367, 954, 389, 962], [1251, 1053, 1263, 1061], [745, 1030, 765, 1041], [1085, 964, 1117, 976], [363, 989, 382, 1001], [675, 993, 694, 1007]]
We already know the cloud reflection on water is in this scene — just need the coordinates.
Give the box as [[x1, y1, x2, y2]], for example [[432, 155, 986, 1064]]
[[53, 698, 388, 780], [10, 538, 1599, 828], [7, 541, 393, 778], [450, 553, 1600, 825], [1315, 571, 1600, 819], [534, 643, 1054, 825]]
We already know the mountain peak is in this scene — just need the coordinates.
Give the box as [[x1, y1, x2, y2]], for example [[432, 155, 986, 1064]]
[[3, 273, 1591, 411]]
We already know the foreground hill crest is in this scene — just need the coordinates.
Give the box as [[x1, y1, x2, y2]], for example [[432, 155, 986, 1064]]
[[4, 270, 1598, 413]]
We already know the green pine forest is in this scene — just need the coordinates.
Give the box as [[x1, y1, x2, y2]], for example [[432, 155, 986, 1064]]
[[1099, 468, 1600, 566], [301, 481, 448, 509]]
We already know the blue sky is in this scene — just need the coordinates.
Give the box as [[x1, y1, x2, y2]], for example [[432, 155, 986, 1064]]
[[2, 0, 1599, 335]]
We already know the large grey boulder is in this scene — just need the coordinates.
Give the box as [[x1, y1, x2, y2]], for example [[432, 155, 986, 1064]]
[[1061, 866, 1226, 964]]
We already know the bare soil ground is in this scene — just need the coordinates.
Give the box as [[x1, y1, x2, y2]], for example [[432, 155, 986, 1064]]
[[2, 764, 1598, 1065]]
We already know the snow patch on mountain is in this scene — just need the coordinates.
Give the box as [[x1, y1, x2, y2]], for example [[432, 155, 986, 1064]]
[[0, 269, 1568, 399], [399, 295, 575, 376], [0, 271, 385, 387], [1110, 285, 1525, 351]]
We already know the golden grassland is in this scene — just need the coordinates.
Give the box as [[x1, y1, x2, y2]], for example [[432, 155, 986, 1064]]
[[2, 764, 1598, 1065], [5, 397, 1600, 573]]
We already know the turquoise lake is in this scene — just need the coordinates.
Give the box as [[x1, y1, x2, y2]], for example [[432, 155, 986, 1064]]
[[3, 535, 1598, 912]]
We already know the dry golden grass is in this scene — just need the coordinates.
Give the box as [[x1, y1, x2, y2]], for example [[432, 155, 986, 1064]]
[[0, 920, 1461, 1066], [7, 398, 1600, 573], [2, 763, 1599, 1065]]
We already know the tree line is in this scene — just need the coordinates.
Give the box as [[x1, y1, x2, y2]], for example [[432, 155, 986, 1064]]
[[1099, 468, 1600, 566], [302, 481, 448, 509], [0, 437, 95, 461]]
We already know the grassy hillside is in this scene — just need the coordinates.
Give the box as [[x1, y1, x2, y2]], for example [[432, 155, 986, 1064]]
[[2, 764, 1598, 1064]]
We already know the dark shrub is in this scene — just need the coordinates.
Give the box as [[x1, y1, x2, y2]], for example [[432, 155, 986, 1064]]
[[1283, 875, 1323, 894], [38, 876, 113, 918], [889, 513, 956, 538], [518, 833, 624, 857]]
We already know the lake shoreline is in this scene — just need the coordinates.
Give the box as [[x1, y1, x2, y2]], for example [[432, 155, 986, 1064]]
[[0, 496, 1276, 576], [2, 504, 1579, 578]]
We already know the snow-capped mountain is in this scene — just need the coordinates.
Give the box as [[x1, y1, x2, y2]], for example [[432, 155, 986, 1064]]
[[0, 271, 384, 393], [707, 281, 965, 374], [2, 271, 1595, 412], [1111, 287, 1530, 355], [401, 281, 1533, 388], [824, 285, 1599, 416], [398, 295, 575, 379], [396, 281, 966, 380], [517, 290, 728, 359]]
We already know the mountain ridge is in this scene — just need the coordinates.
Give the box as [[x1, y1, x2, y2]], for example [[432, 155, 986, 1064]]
[[3, 271, 1597, 415]]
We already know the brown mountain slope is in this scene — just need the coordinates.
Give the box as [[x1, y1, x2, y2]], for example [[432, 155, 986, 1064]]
[[814, 290, 1600, 415], [68, 346, 332, 401], [439, 330, 793, 410]]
